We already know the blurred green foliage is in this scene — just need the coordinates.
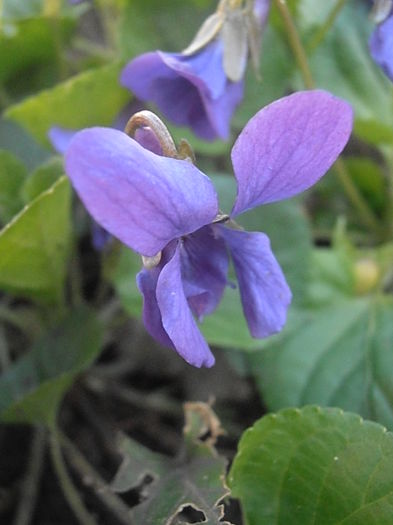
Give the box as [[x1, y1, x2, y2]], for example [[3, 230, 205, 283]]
[[0, 0, 393, 523]]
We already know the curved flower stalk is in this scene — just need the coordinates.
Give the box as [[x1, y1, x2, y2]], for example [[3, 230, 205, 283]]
[[120, 0, 270, 141], [65, 90, 353, 367], [369, 0, 393, 81]]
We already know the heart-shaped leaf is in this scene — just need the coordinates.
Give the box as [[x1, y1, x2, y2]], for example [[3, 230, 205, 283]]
[[229, 406, 393, 525]]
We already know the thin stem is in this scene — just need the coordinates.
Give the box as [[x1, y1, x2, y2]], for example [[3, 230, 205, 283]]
[[273, 0, 382, 234], [49, 428, 98, 525], [0, 305, 34, 333], [0, 83, 11, 110], [86, 375, 183, 417], [273, 0, 315, 89], [69, 240, 84, 307], [308, 0, 348, 51], [0, 324, 10, 371], [13, 426, 46, 525], [334, 158, 382, 233], [73, 38, 115, 62], [125, 111, 178, 158], [59, 432, 135, 525]]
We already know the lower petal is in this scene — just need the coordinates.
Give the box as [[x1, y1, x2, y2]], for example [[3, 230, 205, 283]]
[[156, 246, 215, 368], [219, 226, 292, 338]]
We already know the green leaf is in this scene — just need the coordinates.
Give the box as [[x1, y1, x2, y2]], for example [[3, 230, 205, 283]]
[[344, 157, 387, 215], [0, 118, 50, 170], [0, 307, 103, 426], [5, 62, 130, 146], [228, 406, 393, 525], [2, 0, 43, 19], [251, 297, 393, 429], [2, 0, 86, 19], [117, 0, 212, 59], [0, 176, 71, 303], [21, 156, 64, 202], [112, 402, 230, 524], [111, 175, 312, 351], [0, 16, 74, 87], [0, 149, 27, 222], [306, 246, 355, 307]]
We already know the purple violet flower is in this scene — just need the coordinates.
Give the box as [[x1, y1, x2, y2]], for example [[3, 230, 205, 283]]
[[65, 90, 353, 368], [120, 0, 270, 141], [120, 40, 244, 141], [369, 6, 393, 81]]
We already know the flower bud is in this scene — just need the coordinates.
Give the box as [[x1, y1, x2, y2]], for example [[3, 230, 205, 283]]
[[354, 258, 380, 295]]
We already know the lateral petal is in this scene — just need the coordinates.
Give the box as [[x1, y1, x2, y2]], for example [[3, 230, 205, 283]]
[[136, 243, 177, 349], [231, 90, 353, 216], [180, 225, 229, 320], [156, 246, 215, 368], [220, 227, 291, 338], [65, 127, 219, 256]]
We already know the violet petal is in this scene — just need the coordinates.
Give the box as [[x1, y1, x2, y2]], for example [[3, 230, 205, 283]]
[[156, 245, 215, 368], [219, 226, 291, 338], [65, 127, 219, 256], [180, 225, 229, 320], [231, 90, 353, 216], [253, 0, 271, 28], [136, 243, 177, 349], [120, 42, 243, 140], [134, 127, 163, 156], [48, 127, 77, 155], [369, 14, 393, 81]]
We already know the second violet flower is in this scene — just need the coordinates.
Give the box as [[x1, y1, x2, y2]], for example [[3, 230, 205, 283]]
[[65, 90, 353, 368], [120, 0, 270, 141]]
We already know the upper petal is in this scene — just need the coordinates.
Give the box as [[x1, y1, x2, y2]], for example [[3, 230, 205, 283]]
[[156, 245, 215, 368], [219, 226, 291, 338], [160, 40, 227, 100], [230, 90, 353, 216], [65, 127, 219, 256], [180, 225, 229, 320], [369, 15, 393, 82]]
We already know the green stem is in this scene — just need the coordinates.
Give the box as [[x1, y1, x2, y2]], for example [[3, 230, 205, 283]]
[[273, 0, 382, 235], [13, 426, 46, 525], [307, 0, 348, 51], [273, 0, 315, 89], [59, 432, 135, 525], [49, 428, 98, 525], [0, 83, 11, 111], [0, 305, 34, 334], [69, 240, 84, 307], [50, 16, 68, 81], [73, 38, 116, 62], [334, 158, 382, 233], [0, 324, 10, 371]]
